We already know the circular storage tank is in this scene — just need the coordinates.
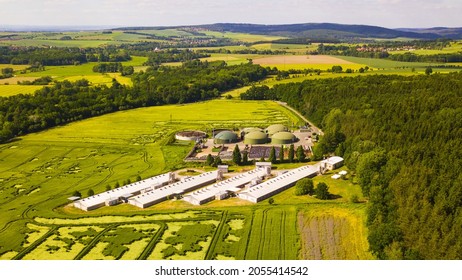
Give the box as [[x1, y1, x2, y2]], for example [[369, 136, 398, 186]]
[[214, 131, 238, 144], [271, 131, 296, 144], [266, 124, 287, 136], [244, 131, 268, 145], [242, 127, 263, 134]]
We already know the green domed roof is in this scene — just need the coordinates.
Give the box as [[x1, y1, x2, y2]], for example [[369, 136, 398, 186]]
[[242, 127, 263, 134], [266, 124, 287, 135], [215, 131, 238, 140], [245, 131, 268, 140], [271, 131, 295, 140]]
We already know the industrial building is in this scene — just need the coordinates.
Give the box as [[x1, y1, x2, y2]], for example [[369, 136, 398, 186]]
[[271, 131, 296, 144], [244, 131, 268, 145], [73, 172, 174, 211], [238, 165, 318, 203], [183, 165, 270, 205], [128, 170, 220, 208], [214, 131, 238, 144]]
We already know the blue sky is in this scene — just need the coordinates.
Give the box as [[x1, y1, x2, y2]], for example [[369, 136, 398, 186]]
[[0, 0, 460, 28]]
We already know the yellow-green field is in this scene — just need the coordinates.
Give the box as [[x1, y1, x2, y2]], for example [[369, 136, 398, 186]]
[[252, 55, 367, 71], [0, 96, 372, 260], [0, 84, 44, 96]]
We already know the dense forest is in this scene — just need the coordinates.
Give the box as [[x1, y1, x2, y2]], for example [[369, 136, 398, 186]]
[[0, 61, 267, 143], [241, 73, 462, 259]]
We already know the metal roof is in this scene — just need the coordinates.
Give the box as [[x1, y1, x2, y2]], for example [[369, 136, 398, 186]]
[[239, 164, 320, 202], [129, 171, 218, 207], [74, 172, 172, 210], [183, 168, 268, 205], [322, 156, 344, 165]]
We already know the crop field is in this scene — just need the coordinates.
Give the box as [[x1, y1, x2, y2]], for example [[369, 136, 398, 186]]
[[298, 204, 373, 260], [0, 84, 44, 96], [251, 43, 319, 54], [0, 98, 304, 257], [252, 55, 366, 70], [0, 56, 147, 97], [2, 203, 371, 260]]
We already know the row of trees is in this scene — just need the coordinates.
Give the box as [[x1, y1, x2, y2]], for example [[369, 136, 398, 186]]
[[230, 144, 306, 165], [92, 62, 134, 76], [239, 72, 462, 259], [0, 46, 131, 66]]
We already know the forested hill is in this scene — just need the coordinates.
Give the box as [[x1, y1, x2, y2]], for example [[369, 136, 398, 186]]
[[241, 73, 462, 259], [199, 23, 441, 39]]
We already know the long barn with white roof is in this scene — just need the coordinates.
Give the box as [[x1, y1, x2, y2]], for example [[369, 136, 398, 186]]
[[183, 167, 269, 205], [74, 172, 173, 211], [128, 170, 219, 208], [238, 165, 319, 203]]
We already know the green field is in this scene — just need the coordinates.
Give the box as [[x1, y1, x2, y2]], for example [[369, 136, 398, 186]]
[[0, 96, 372, 259]]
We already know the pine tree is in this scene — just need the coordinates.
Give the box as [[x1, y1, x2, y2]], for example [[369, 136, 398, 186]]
[[213, 156, 222, 167], [269, 146, 276, 164], [279, 145, 284, 163], [242, 151, 249, 165], [288, 144, 295, 163], [206, 154, 214, 166], [232, 144, 242, 165], [296, 145, 306, 162]]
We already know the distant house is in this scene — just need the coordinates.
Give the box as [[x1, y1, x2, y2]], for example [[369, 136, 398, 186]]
[[321, 156, 344, 171]]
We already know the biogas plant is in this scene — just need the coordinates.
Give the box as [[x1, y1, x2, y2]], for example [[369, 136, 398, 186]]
[[178, 124, 315, 162], [72, 124, 342, 212]]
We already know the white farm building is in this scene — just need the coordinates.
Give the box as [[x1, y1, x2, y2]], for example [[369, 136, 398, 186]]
[[238, 165, 318, 203], [321, 156, 344, 171], [128, 170, 220, 208], [183, 167, 269, 205], [74, 172, 174, 211]]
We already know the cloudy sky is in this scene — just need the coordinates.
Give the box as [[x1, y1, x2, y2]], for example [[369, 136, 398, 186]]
[[0, 0, 460, 28]]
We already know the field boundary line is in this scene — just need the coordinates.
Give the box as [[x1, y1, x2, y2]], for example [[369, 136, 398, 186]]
[[204, 210, 228, 260], [13, 226, 58, 260], [137, 222, 166, 260], [74, 224, 116, 260]]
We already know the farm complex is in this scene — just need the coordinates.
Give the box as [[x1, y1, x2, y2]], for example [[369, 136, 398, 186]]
[[72, 157, 343, 211]]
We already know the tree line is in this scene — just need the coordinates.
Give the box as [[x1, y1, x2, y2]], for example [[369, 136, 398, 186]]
[[240, 73, 462, 259], [0, 61, 268, 143], [0, 46, 131, 66]]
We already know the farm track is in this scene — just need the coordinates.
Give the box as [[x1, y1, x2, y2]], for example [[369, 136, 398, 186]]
[[257, 208, 269, 259], [205, 210, 228, 260], [137, 222, 166, 260], [74, 225, 116, 260], [242, 209, 255, 260], [139, 150, 153, 174], [279, 209, 286, 259]]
